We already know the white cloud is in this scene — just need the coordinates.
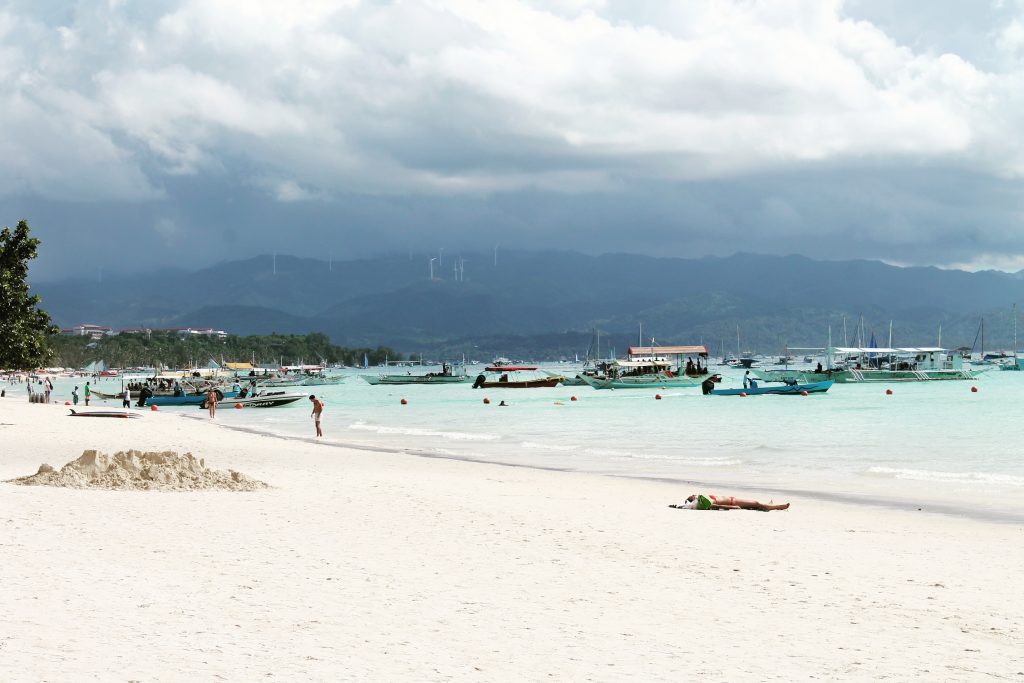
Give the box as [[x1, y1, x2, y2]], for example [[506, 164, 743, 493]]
[[0, 0, 1023, 203]]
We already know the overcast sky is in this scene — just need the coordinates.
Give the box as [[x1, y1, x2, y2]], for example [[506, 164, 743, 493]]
[[5, 0, 1024, 280]]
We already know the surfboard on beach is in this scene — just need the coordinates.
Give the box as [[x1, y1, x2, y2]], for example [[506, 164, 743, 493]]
[[68, 409, 142, 419]]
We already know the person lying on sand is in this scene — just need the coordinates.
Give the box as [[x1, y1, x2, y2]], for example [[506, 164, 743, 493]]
[[669, 494, 789, 511]]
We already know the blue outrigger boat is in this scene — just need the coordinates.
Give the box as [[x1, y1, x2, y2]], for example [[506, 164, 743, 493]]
[[711, 380, 833, 396]]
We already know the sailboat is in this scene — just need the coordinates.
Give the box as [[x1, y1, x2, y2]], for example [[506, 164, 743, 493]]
[[999, 304, 1022, 371]]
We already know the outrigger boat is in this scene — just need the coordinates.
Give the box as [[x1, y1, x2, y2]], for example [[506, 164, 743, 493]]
[[754, 346, 977, 383], [578, 359, 701, 390], [471, 364, 565, 389], [577, 344, 708, 390], [363, 362, 472, 385], [711, 380, 833, 396]]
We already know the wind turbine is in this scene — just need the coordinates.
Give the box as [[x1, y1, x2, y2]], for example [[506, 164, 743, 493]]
[[439, 247, 444, 268], [429, 257, 437, 280], [493, 244, 499, 267]]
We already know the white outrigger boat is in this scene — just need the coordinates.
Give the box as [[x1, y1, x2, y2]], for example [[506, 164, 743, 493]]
[[210, 390, 307, 408], [755, 346, 977, 383]]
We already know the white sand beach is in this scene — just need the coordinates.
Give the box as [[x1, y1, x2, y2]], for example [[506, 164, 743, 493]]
[[1, 397, 1022, 681]]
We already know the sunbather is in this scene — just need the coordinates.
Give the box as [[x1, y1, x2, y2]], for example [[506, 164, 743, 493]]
[[670, 494, 789, 511]]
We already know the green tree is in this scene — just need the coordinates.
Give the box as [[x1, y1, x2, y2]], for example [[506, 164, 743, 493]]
[[0, 220, 58, 370]]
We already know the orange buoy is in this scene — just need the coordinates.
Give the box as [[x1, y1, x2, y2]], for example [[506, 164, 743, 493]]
[[655, 394, 662, 400], [570, 395, 577, 401], [800, 390, 809, 396], [400, 398, 408, 405], [235, 402, 243, 409], [150, 404, 159, 411], [971, 386, 978, 393], [885, 389, 893, 395], [483, 397, 491, 404], [739, 392, 748, 397]]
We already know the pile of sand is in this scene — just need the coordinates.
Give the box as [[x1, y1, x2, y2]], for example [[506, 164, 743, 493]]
[[8, 449, 268, 491]]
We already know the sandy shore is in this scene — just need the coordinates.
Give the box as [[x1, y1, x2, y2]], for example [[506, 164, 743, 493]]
[[1, 397, 1022, 681]]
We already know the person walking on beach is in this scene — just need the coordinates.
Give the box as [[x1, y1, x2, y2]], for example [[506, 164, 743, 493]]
[[84, 381, 91, 406], [206, 387, 218, 418], [309, 395, 324, 437], [44, 378, 52, 403], [122, 387, 131, 409], [72, 386, 79, 405]]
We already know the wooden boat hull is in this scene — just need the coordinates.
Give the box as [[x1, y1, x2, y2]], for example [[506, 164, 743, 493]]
[[711, 381, 833, 396], [472, 377, 563, 388]]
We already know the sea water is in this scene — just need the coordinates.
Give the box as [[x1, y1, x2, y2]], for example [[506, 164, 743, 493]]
[[44, 366, 1024, 522]]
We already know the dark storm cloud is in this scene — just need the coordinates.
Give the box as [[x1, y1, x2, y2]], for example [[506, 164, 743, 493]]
[[3, 1, 1024, 278]]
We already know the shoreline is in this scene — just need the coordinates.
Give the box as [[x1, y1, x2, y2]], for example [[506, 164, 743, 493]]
[[3, 397, 1023, 680], [178, 411, 1024, 526]]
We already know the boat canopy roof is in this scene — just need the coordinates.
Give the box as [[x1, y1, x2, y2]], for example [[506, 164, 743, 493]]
[[831, 346, 946, 354], [485, 365, 537, 372], [613, 359, 671, 368], [628, 345, 708, 356], [282, 365, 323, 371]]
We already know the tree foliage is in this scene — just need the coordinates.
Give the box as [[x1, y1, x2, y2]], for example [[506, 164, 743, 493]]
[[0, 220, 58, 370], [49, 331, 401, 369]]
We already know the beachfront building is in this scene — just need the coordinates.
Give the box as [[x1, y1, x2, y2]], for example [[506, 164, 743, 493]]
[[60, 324, 113, 340]]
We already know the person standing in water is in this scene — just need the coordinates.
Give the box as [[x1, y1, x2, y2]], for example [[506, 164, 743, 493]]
[[84, 381, 91, 406], [309, 395, 324, 437]]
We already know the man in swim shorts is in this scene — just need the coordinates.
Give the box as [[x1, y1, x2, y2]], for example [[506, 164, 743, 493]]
[[309, 395, 324, 437]]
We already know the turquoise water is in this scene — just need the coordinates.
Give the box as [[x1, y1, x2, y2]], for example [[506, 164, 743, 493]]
[[35, 366, 1024, 520]]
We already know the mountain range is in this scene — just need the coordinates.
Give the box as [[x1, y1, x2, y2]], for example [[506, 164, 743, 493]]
[[32, 251, 1024, 359]]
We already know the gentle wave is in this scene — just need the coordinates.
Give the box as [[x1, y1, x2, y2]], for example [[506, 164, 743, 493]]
[[865, 466, 1024, 487], [347, 422, 501, 441], [520, 441, 580, 452], [582, 446, 741, 466]]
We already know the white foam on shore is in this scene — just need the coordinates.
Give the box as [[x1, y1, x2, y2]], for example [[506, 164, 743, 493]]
[[348, 421, 501, 441], [865, 466, 1024, 488]]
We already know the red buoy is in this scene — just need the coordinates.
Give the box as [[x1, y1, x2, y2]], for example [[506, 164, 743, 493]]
[[800, 390, 809, 396], [64, 401, 71, 405], [483, 397, 491, 405], [655, 394, 662, 400], [400, 398, 408, 405], [971, 386, 978, 393], [235, 402, 243, 409], [150, 405, 159, 411], [739, 392, 748, 397], [885, 389, 893, 395]]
